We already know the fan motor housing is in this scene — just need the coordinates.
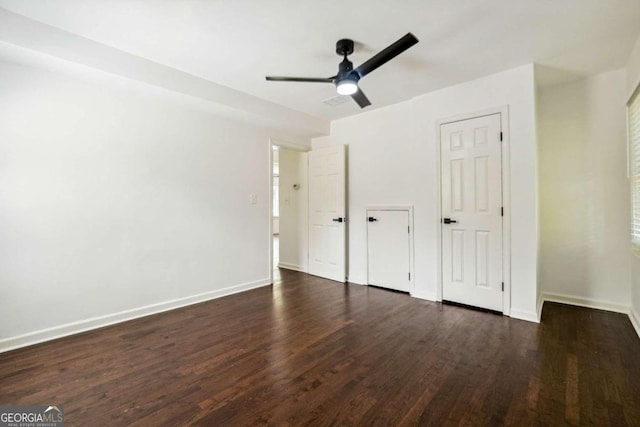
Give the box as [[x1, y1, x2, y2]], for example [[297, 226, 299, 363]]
[[337, 58, 357, 82], [336, 39, 354, 56]]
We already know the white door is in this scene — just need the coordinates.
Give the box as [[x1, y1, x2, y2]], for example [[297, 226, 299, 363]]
[[441, 114, 503, 311], [308, 145, 346, 282], [367, 210, 410, 292]]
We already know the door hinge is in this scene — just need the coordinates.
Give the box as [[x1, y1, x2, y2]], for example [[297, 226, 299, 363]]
[[500, 132, 503, 141], [408, 272, 411, 280], [501, 207, 504, 217], [502, 282, 504, 292], [408, 225, 410, 233]]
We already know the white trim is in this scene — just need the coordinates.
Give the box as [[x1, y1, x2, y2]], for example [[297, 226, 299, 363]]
[[435, 106, 512, 316], [630, 306, 640, 339], [501, 108, 512, 317], [269, 139, 275, 285], [364, 205, 415, 294], [0, 278, 271, 354], [626, 74, 640, 105], [627, 98, 631, 179], [278, 262, 307, 273], [540, 292, 630, 314], [435, 122, 442, 302], [270, 138, 311, 152], [437, 107, 508, 126], [363, 205, 415, 211]]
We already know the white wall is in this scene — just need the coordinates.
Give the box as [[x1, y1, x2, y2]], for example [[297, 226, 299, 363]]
[[538, 69, 631, 309], [0, 59, 301, 350], [278, 148, 308, 271], [316, 64, 539, 321], [627, 33, 640, 332]]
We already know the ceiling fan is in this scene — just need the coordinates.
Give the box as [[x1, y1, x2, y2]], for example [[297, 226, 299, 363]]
[[265, 33, 419, 109]]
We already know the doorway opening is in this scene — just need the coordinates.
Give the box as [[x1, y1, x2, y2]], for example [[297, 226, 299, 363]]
[[269, 140, 310, 285]]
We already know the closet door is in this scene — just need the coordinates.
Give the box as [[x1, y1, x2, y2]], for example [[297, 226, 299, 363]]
[[367, 210, 410, 292]]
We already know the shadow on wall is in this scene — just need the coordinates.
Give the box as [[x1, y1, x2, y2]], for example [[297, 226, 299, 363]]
[[535, 64, 587, 87]]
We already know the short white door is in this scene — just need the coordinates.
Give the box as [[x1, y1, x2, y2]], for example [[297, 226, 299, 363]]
[[308, 145, 346, 282], [441, 114, 503, 311], [367, 210, 410, 292]]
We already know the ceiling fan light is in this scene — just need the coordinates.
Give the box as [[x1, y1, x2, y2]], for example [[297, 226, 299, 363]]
[[336, 79, 358, 95]]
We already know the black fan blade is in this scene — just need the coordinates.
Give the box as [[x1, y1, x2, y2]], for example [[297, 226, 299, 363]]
[[351, 88, 371, 109], [353, 33, 419, 78], [266, 76, 334, 83]]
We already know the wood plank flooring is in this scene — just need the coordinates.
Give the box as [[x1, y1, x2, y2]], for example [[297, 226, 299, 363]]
[[1, 269, 639, 426]]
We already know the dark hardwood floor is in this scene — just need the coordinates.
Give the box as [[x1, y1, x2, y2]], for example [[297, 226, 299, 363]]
[[1, 269, 639, 426]]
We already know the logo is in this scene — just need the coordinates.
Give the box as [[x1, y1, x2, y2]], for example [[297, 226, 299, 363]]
[[0, 405, 64, 427]]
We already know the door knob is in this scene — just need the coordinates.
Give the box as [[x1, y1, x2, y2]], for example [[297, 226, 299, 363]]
[[332, 217, 344, 223], [443, 218, 458, 224], [368, 217, 378, 222]]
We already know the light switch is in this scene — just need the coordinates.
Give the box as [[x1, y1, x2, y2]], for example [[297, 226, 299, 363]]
[[249, 194, 257, 204]]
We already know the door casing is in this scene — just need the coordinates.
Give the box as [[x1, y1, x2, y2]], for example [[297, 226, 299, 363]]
[[435, 107, 511, 316]]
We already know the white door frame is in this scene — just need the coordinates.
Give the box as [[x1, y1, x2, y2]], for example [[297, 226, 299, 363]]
[[434, 106, 512, 316], [268, 138, 310, 285], [364, 205, 415, 294]]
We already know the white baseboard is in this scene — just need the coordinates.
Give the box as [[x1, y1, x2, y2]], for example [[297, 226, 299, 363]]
[[510, 308, 540, 323], [0, 278, 271, 354], [630, 306, 640, 339], [541, 292, 629, 314], [277, 262, 306, 273]]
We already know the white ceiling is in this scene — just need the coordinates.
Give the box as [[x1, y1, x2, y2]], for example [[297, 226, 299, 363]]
[[0, 0, 639, 121]]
